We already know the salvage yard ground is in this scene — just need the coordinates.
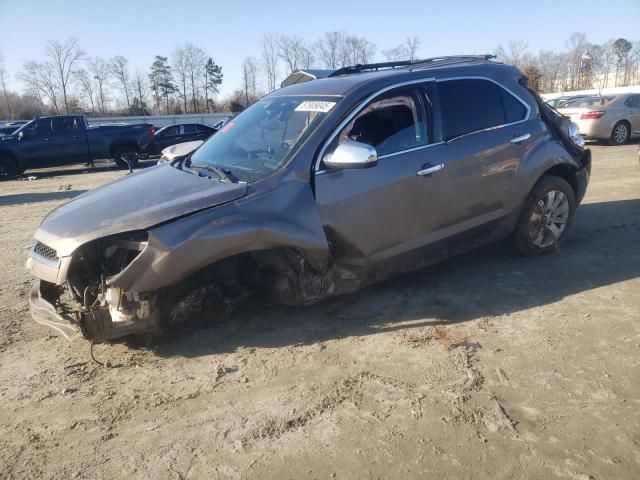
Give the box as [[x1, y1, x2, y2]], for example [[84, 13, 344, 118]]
[[0, 144, 639, 479]]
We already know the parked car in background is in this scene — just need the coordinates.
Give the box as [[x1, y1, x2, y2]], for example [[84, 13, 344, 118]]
[[546, 95, 590, 109], [157, 140, 204, 164], [148, 123, 218, 155], [26, 56, 591, 341], [558, 93, 640, 144], [0, 115, 155, 179]]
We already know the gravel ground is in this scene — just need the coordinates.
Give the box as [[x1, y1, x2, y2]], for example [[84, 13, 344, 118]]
[[0, 145, 639, 479]]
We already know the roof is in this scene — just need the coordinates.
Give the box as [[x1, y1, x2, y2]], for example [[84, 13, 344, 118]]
[[272, 57, 522, 98]]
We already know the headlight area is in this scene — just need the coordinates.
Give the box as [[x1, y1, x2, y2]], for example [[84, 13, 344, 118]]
[[41, 232, 161, 341]]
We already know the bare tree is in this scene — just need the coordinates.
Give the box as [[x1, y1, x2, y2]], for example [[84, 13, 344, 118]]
[[132, 69, 148, 115], [383, 45, 408, 62], [19, 61, 46, 111], [385, 36, 421, 62], [278, 36, 311, 74], [0, 51, 12, 119], [315, 31, 345, 70], [341, 35, 376, 66], [496, 40, 529, 69], [241, 57, 259, 107], [74, 68, 96, 114], [262, 33, 280, 92], [45, 37, 84, 113], [111, 55, 132, 113], [405, 36, 421, 61], [88, 57, 110, 114], [184, 44, 206, 113], [20, 61, 60, 114], [172, 46, 189, 113]]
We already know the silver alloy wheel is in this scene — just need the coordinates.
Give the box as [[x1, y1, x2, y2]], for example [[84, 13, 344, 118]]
[[613, 123, 629, 144], [528, 190, 570, 248]]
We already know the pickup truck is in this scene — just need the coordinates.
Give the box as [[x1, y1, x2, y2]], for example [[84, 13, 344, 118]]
[[0, 115, 155, 179]]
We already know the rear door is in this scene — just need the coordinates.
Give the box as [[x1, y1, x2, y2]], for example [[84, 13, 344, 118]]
[[427, 77, 535, 234], [195, 123, 215, 140], [154, 125, 183, 152], [182, 124, 206, 142], [314, 85, 447, 273]]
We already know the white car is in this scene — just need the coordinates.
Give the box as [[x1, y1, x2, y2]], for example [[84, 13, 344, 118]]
[[157, 140, 204, 164]]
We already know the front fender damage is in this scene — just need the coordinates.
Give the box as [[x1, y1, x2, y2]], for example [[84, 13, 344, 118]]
[[30, 176, 351, 341]]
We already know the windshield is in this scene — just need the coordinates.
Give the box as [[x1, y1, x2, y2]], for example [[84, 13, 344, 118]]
[[564, 96, 613, 108], [188, 95, 340, 182]]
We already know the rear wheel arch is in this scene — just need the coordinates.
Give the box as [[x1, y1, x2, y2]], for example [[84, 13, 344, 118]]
[[539, 163, 579, 198]]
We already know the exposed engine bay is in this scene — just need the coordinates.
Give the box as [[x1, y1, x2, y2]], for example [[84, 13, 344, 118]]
[[33, 232, 362, 342]]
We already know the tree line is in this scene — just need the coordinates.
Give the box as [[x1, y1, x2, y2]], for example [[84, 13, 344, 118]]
[[0, 38, 223, 120], [495, 34, 639, 94], [1, 32, 639, 121]]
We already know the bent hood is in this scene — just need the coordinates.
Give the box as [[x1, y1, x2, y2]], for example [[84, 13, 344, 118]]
[[34, 164, 248, 257]]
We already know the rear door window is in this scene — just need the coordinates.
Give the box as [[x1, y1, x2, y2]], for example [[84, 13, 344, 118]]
[[624, 95, 640, 108], [161, 125, 180, 137], [52, 117, 80, 135], [437, 79, 527, 140], [182, 124, 197, 134]]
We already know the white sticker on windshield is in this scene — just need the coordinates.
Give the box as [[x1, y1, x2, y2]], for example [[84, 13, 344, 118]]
[[295, 101, 336, 113]]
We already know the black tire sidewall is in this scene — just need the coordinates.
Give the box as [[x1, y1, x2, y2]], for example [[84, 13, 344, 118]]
[[610, 122, 630, 145], [113, 147, 139, 169], [0, 158, 17, 180], [514, 175, 577, 256]]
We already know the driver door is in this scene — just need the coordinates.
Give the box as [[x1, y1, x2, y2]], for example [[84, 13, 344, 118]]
[[314, 86, 446, 275]]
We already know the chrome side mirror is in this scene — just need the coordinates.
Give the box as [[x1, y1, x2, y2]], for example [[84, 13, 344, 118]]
[[323, 139, 378, 170], [17, 131, 25, 141]]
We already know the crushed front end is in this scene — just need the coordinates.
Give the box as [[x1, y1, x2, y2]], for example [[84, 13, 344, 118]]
[[26, 233, 161, 341]]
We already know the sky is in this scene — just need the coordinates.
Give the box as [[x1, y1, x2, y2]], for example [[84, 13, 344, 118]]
[[0, 0, 638, 98]]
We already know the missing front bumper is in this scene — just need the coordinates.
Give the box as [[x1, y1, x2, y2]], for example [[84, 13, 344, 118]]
[[29, 280, 81, 340], [29, 280, 160, 342]]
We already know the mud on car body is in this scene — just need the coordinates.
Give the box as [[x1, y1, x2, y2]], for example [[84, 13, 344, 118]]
[[26, 56, 591, 342]]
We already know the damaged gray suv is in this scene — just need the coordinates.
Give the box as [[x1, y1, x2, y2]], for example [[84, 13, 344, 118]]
[[26, 56, 591, 341]]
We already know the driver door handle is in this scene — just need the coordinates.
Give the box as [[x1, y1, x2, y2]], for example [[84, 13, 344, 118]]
[[417, 163, 444, 176], [510, 133, 531, 144]]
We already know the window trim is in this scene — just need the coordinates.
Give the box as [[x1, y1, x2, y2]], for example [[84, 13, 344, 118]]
[[435, 76, 532, 143], [315, 75, 532, 173], [315, 77, 436, 172]]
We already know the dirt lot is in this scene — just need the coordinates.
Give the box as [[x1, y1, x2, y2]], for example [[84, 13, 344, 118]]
[[0, 145, 639, 480]]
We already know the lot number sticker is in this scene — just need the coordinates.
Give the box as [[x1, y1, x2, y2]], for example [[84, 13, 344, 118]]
[[295, 101, 337, 113]]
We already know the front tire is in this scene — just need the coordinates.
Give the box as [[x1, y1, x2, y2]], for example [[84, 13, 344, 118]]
[[513, 175, 576, 256], [610, 121, 630, 145], [0, 158, 18, 181]]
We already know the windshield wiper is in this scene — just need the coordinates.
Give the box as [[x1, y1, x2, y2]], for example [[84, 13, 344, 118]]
[[190, 163, 238, 183]]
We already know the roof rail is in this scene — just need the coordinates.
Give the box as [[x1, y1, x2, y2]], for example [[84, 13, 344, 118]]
[[328, 55, 497, 77]]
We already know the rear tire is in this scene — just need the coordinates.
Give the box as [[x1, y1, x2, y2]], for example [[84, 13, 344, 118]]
[[513, 175, 576, 256], [0, 157, 18, 181], [112, 146, 139, 169], [609, 121, 630, 145]]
